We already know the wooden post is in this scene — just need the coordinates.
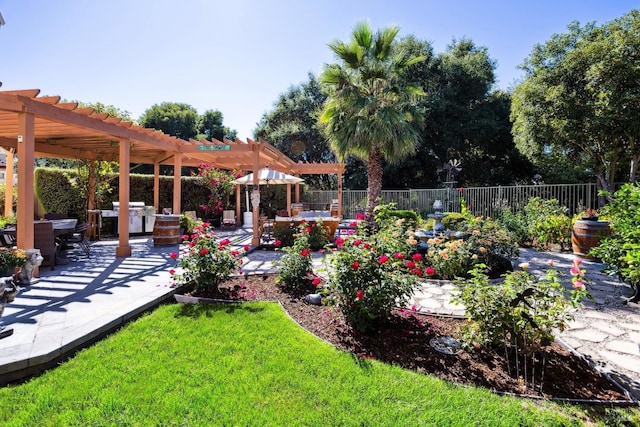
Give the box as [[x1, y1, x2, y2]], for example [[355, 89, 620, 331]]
[[116, 139, 131, 257]]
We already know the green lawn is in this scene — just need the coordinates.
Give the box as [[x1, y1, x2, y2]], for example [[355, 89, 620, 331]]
[[0, 302, 635, 426]]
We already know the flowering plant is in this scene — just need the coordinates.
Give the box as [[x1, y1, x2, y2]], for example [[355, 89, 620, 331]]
[[453, 259, 592, 354], [0, 247, 27, 275], [325, 222, 424, 332], [169, 222, 248, 294], [193, 164, 238, 219], [275, 223, 315, 290]]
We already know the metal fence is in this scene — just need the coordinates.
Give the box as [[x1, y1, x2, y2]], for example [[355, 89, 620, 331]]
[[303, 183, 599, 218]]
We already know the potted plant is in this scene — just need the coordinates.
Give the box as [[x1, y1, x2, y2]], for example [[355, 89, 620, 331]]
[[0, 247, 27, 278], [581, 208, 599, 221]]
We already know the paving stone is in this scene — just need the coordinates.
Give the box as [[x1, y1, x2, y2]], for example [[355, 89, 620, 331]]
[[620, 322, 640, 332], [591, 321, 626, 337], [598, 350, 640, 374], [605, 340, 640, 356], [416, 298, 442, 309], [568, 329, 609, 343], [628, 332, 640, 344], [582, 310, 618, 321], [565, 320, 586, 330], [558, 337, 582, 350]]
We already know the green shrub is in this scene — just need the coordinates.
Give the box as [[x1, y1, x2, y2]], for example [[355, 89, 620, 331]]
[[169, 223, 247, 294], [275, 225, 314, 290], [179, 214, 196, 235], [374, 202, 419, 229], [326, 221, 421, 332], [591, 183, 640, 291], [273, 224, 295, 247], [453, 261, 592, 354], [496, 208, 530, 246]]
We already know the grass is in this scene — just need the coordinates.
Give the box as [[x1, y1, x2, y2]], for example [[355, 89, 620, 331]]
[[0, 302, 636, 426]]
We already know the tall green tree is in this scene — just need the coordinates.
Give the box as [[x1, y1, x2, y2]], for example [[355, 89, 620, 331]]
[[197, 109, 237, 142], [398, 37, 533, 187], [255, 74, 336, 189], [511, 10, 640, 194], [140, 102, 199, 141], [319, 21, 426, 220]]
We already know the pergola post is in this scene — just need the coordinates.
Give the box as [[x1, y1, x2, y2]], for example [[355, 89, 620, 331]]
[[2, 148, 14, 217], [16, 112, 35, 249], [251, 147, 261, 247], [153, 161, 160, 213], [173, 153, 182, 215], [116, 139, 131, 257]]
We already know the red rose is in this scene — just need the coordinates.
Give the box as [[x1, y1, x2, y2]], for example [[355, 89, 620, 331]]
[[243, 245, 250, 252], [274, 240, 282, 247], [412, 253, 422, 261], [301, 249, 310, 257], [351, 261, 360, 270], [312, 277, 322, 286], [353, 239, 362, 246], [406, 261, 416, 269], [356, 290, 364, 300], [425, 267, 435, 276], [169, 252, 178, 260], [199, 248, 209, 256]]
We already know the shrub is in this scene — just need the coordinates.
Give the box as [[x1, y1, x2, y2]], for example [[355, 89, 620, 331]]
[[453, 260, 592, 354], [591, 183, 640, 293], [496, 208, 530, 246], [169, 222, 248, 294], [273, 224, 295, 247], [179, 214, 196, 235], [326, 222, 422, 332], [374, 202, 419, 229], [275, 225, 314, 290]]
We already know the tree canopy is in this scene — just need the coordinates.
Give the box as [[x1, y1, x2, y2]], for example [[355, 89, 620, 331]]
[[511, 10, 640, 193], [254, 74, 336, 189], [319, 21, 426, 220]]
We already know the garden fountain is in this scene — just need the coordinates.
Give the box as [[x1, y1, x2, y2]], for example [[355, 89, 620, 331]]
[[427, 200, 447, 234]]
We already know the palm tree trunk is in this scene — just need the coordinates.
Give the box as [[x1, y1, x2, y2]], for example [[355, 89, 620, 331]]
[[365, 147, 383, 222]]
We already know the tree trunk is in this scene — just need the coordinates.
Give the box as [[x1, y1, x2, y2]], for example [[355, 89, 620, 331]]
[[365, 147, 383, 222], [629, 137, 638, 182]]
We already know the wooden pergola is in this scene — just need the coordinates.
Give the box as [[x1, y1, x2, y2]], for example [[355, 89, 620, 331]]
[[0, 89, 345, 253]]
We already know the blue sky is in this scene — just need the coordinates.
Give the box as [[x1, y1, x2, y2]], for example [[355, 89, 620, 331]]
[[1, 0, 637, 140]]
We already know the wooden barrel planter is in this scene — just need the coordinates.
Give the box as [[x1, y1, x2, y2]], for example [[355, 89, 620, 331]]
[[153, 215, 181, 246], [571, 220, 611, 260]]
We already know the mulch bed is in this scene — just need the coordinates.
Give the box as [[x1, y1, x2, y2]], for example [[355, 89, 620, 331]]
[[183, 274, 632, 402]]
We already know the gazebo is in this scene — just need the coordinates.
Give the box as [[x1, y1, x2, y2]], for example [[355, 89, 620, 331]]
[[0, 89, 345, 252]]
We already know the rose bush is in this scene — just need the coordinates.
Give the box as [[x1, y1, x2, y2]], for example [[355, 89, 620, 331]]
[[325, 222, 425, 332], [169, 222, 248, 294], [275, 223, 315, 290], [453, 260, 592, 354]]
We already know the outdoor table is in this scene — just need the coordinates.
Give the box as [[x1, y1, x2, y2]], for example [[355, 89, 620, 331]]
[[1, 220, 78, 264]]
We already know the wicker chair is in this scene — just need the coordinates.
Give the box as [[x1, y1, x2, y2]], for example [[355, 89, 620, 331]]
[[34, 221, 56, 270]]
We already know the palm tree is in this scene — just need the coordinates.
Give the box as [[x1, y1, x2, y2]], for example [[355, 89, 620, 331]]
[[319, 21, 426, 221]]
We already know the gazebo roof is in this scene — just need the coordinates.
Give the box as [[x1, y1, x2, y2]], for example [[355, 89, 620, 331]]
[[0, 89, 344, 175]]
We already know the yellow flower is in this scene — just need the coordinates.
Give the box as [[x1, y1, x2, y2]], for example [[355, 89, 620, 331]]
[[406, 238, 417, 245]]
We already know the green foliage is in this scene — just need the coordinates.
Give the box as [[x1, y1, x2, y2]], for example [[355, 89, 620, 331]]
[[192, 164, 238, 218], [511, 10, 640, 191], [591, 183, 640, 289], [454, 261, 592, 355], [254, 74, 335, 189], [65, 160, 117, 212], [275, 225, 314, 290], [0, 182, 17, 215], [169, 223, 247, 294], [0, 247, 27, 272], [326, 221, 422, 332], [273, 223, 295, 247], [319, 21, 426, 219], [197, 109, 236, 141], [498, 197, 571, 250], [36, 168, 87, 219], [374, 202, 419, 230], [140, 102, 199, 140], [179, 214, 196, 235]]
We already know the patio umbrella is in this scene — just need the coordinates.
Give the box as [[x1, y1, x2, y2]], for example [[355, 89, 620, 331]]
[[233, 167, 304, 213], [232, 167, 304, 185]]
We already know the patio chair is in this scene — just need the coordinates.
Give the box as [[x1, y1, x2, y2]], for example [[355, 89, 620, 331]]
[[34, 221, 56, 270], [65, 222, 91, 257], [222, 210, 236, 227]]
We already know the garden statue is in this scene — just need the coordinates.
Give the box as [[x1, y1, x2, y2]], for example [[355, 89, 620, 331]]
[[17, 249, 43, 286], [0, 275, 18, 339]]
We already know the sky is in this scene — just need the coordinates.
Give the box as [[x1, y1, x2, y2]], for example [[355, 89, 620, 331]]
[[1, 0, 638, 141]]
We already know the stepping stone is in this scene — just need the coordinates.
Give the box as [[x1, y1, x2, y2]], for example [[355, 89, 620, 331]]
[[569, 329, 609, 343], [591, 321, 626, 337], [598, 350, 640, 374], [583, 310, 618, 321], [605, 340, 639, 355]]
